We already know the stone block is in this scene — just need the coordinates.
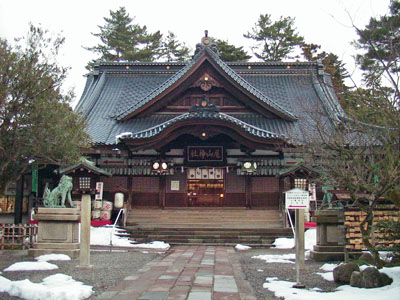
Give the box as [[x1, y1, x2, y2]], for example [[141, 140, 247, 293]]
[[28, 248, 79, 258], [37, 208, 80, 215], [38, 221, 79, 243]]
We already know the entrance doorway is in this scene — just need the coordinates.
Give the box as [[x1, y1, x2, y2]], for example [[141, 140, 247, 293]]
[[187, 168, 224, 207]]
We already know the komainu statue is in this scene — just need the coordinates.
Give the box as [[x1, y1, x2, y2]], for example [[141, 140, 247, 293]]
[[43, 175, 75, 208]]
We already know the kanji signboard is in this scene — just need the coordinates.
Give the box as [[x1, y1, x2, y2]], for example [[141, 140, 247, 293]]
[[285, 188, 310, 209]]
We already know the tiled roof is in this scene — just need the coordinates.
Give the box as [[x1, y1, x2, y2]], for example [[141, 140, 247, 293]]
[[75, 49, 344, 146], [116, 111, 285, 142]]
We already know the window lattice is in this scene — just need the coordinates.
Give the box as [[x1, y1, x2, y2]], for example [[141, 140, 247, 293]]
[[294, 178, 307, 190]]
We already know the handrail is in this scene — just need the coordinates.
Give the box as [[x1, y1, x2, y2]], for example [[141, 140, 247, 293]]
[[109, 208, 125, 251]]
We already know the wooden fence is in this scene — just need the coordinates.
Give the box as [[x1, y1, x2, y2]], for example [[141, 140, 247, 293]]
[[0, 224, 38, 250]]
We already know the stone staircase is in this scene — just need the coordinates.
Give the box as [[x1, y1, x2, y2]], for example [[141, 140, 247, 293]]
[[124, 208, 293, 247]]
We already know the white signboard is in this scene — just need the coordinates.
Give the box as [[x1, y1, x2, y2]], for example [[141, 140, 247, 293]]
[[285, 188, 310, 209], [95, 182, 104, 200], [171, 180, 180, 191]]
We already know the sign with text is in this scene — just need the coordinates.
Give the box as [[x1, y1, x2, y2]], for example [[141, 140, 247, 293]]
[[285, 188, 310, 209], [187, 146, 223, 162], [95, 182, 104, 200]]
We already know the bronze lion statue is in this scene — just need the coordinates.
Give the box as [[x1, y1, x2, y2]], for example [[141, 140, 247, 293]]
[[43, 175, 75, 208]]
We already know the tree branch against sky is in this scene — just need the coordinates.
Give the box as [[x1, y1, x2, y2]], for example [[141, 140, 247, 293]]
[[302, 0, 400, 267], [0, 25, 90, 193], [85, 7, 190, 68], [244, 13, 304, 61]]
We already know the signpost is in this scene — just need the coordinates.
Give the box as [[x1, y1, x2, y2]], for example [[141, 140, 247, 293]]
[[285, 188, 310, 288]]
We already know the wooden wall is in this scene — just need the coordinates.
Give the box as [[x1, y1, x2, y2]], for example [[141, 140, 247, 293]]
[[131, 177, 159, 207], [166, 172, 187, 207], [225, 172, 246, 207], [250, 177, 279, 208]]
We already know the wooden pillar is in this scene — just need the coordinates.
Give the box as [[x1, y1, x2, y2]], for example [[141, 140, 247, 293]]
[[127, 175, 133, 208], [14, 175, 24, 224], [245, 176, 252, 208], [78, 193, 92, 268], [295, 209, 305, 270], [159, 176, 166, 209]]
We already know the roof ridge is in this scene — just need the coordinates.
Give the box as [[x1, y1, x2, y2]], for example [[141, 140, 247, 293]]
[[114, 51, 204, 120], [204, 47, 297, 121], [116, 111, 285, 143]]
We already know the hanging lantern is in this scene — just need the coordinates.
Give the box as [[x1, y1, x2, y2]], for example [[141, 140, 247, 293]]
[[114, 192, 124, 209]]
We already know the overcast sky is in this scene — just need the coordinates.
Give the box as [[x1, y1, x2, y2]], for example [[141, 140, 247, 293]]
[[0, 0, 391, 106]]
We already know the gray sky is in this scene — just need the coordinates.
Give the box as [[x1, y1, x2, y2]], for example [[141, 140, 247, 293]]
[[0, 0, 391, 106]]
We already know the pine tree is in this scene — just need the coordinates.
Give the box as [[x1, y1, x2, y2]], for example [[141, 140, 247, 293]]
[[244, 14, 304, 61], [161, 31, 190, 62], [86, 7, 163, 65], [214, 39, 251, 62], [353, 0, 400, 101]]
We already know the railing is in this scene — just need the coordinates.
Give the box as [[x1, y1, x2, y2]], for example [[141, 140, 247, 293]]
[[0, 224, 38, 250], [109, 208, 126, 251]]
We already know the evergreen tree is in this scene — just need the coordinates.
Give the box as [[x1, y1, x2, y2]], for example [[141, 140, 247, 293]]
[[86, 7, 163, 65], [214, 39, 251, 62], [244, 14, 304, 61], [0, 25, 90, 193], [353, 0, 400, 102], [161, 31, 190, 62]]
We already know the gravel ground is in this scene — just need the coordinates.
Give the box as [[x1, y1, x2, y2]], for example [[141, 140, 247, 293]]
[[0, 248, 161, 300], [237, 248, 340, 300], [1, 247, 342, 300]]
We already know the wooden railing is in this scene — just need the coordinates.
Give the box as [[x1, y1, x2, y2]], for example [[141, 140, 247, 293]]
[[0, 224, 38, 250]]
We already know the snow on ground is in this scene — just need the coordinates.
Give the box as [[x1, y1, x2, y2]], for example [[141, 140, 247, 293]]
[[35, 254, 71, 262], [316, 272, 334, 281], [264, 266, 400, 300], [4, 262, 58, 272], [90, 226, 170, 250], [235, 244, 252, 251], [252, 253, 296, 264], [130, 241, 170, 251], [273, 237, 295, 249], [319, 263, 340, 272], [0, 273, 93, 300], [90, 226, 134, 247], [273, 228, 316, 250]]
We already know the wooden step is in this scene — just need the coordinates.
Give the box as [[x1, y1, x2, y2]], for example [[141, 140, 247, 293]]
[[124, 208, 291, 246]]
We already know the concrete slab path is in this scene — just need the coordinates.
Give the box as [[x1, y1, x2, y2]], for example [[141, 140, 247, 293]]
[[95, 245, 257, 300]]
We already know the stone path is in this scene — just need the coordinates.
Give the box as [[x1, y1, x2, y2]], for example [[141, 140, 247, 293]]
[[96, 245, 257, 300]]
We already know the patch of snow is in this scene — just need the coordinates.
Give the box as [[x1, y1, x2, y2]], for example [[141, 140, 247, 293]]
[[264, 266, 400, 300], [115, 132, 133, 143], [235, 244, 252, 251], [0, 273, 93, 300], [273, 228, 316, 250], [35, 254, 71, 262], [90, 226, 135, 248], [252, 253, 295, 264], [316, 272, 334, 281], [319, 263, 339, 272], [273, 237, 295, 249], [4, 262, 58, 272], [130, 241, 170, 251], [304, 228, 316, 250]]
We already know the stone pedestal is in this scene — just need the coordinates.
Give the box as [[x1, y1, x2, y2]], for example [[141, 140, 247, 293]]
[[310, 210, 346, 261], [28, 208, 80, 258]]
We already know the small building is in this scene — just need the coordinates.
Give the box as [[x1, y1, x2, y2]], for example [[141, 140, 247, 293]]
[[75, 36, 344, 227]]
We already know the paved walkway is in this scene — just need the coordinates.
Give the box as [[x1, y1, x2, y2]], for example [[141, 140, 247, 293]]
[[96, 245, 257, 300]]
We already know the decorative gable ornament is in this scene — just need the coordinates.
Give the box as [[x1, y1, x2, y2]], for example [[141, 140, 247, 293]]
[[192, 73, 222, 91]]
